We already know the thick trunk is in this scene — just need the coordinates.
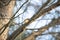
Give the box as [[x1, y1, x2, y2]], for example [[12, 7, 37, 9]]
[[0, 1, 15, 40]]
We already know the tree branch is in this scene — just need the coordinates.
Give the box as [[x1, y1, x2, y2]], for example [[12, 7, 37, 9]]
[[7, 0, 60, 40], [24, 17, 60, 40], [0, 0, 28, 35]]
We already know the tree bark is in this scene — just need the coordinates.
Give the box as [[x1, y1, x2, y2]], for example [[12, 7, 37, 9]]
[[0, 1, 15, 40]]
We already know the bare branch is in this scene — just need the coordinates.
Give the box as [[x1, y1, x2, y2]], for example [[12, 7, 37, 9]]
[[31, 0, 60, 21], [41, 32, 60, 35], [6, 0, 60, 40], [24, 17, 60, 40], [0, 0, 28, 35]]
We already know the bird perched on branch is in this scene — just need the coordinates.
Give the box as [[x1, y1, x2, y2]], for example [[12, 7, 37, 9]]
[[23, 19, 30, 24]]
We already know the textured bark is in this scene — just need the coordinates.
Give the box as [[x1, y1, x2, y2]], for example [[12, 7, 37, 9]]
[[0, 1, 15, 40]]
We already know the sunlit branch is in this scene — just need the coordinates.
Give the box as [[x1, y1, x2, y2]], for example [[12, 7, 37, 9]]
[[30, 0, 60, 21], [8, 1, 60, 40], [42, 32, 60, 35], [6, 0, 60, 40], [0, 0, 28, 35], [24, 17, 60, 40]]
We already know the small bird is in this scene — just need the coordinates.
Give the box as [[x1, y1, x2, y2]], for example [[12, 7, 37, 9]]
[[24, 19, 30, 24]]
